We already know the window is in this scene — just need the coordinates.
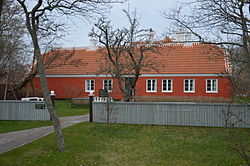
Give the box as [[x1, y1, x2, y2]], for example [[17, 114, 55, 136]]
[[103, 79, 113, 92], [162, 79, 173, 92], [85, 80, 95, 92], [206, 79, 218, 93], [147, 79, 157, 92], [184, 79, 195, 93]]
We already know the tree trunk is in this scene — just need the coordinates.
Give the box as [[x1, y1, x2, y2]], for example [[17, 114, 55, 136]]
[[0, 0, 4, 21], [3, 75, 8, 100], [18, 69, 38, 90], [10, 84, 17, 100], [17, 0, 65, 152], [36, 49, 65, 152]]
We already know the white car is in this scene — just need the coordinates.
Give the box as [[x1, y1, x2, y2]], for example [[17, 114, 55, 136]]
[[21, 97, 44, 101]]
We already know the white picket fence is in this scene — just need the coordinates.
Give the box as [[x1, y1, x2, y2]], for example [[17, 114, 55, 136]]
[[94, 97, 113, 102]]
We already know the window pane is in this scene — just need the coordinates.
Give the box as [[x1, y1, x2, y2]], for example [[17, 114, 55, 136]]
[[207, 79, 217, 92], [91, 80, 94, 90], [207, 79, 211, 91], [109, 80, 112, 91], [87, 80, 90, 90], [108, 80, 112, 91], [190, 80, 193, 91], [104, 80, 108, 90], [185, 80, 189, 91], [168, 80, 172, 91], [163, 79, 172, 92], [147, 80, 151, 91], [184, 79, 194, 92], [152, 80, 155, 91], [86, 80, 94, 91], [162, 80, 166, 91], [147, 79, 156, 92], [190, 81, 193, 91], [103, 79, 112, 91], [212, 80, 217, 91]]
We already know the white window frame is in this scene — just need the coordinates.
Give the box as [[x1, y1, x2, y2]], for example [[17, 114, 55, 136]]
[[162, 79, 173, 92], [85, 79, 95, 92], [146, 79, 157, 92], [103, 79, 113, 92], [206, 79, 218, 93], [184, 79, 195, 93]]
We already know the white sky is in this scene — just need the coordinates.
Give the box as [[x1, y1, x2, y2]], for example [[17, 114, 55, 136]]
[[60, 0, 184, 47]]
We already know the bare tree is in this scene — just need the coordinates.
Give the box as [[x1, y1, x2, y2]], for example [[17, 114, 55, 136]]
[[0, 1, 27, 78], [89, 10, 158, 101], [16, 0, 124, 152], [164, 0, 250, 79], [63, 85, 83, 99], [164, 1, 250, 164], [104, 94, 116, 128], [0, 0, 5, 20], [0, 1, 30, 99]]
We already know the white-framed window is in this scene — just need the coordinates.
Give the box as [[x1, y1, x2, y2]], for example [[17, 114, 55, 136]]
[[85, 79, 95, 92], [206, 79, 218, 93], [162, 79, 173, 92], [184, 79, 195, 93], [146, 79, 157, 92], [103, 79, 113, 92]]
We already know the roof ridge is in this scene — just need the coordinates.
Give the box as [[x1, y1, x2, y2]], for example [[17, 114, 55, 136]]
[[158, 42, 203, 48], [60, 46, 97, 51]]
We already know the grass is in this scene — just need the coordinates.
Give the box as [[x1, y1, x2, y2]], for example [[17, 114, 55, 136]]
[[0, 123, 248, 166], [0, 100, 89, 134], [0, 120, 52, 134], [55, 100, 89, 117], [233, 95, 250, 103]]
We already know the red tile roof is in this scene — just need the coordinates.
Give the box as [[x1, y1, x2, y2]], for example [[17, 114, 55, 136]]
[[44, 43, 228, 75]]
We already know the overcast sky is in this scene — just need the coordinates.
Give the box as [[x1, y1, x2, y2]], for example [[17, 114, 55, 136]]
[[60, 0, 184, 48]]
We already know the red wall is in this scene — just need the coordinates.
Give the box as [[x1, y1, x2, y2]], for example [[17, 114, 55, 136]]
[[32, 77, 124, 99], [135, 77, 231, 99], [33, 76, 231, 99]]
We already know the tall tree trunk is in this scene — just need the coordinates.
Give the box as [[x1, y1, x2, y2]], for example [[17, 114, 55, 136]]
[[0, 0, 4, 21], [17, 0, 65, 152], [36, 47, 65, 152], [10, 84, 17, 100], [3, 74, 9, 100], [30, 25, 65, 151]]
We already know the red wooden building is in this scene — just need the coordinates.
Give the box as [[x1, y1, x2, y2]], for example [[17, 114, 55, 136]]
[[33, 42, 232, 101]]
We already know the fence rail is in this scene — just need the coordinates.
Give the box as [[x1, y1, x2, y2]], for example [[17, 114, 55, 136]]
[[93, 102, 250, 128], [0, 100, 50, 121]]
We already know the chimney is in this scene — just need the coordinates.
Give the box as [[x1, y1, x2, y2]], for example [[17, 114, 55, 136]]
[[148, 28, 154, 41], [173, 30, 191, 42]]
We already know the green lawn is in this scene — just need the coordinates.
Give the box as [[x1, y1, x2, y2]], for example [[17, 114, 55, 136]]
[[0, 120, 52, 134], [55, 100, 89, 117], [0, 123, 248, 166], [233, 96, 250, 103], [0, 100, 89, 134]]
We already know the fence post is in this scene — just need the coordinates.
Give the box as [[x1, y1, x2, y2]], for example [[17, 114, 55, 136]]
[[89, 92, 94, 122], [50, 90, 56, 107]]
